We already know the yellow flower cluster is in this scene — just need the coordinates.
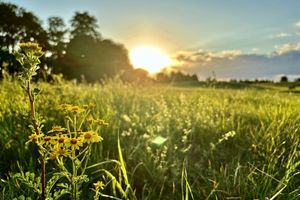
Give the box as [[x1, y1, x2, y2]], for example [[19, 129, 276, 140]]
[[26, 104, 107, 161], [60, 104, 85, 114], [27, 129, 103, 160], [88, 117, 109, 126], [83, 103, 96, 109], [19, 42, 44, 58]]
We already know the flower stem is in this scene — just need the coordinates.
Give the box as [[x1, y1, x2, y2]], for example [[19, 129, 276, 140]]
[[72, 151, 78, 200], [72, 115, 78, 200], [26, 81, 46, 200]]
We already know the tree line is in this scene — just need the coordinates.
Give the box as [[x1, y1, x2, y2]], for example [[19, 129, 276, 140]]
[[0, 2, 133, 82]]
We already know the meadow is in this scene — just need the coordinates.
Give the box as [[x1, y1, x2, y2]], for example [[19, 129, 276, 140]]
[[1, 77, 300, 199]]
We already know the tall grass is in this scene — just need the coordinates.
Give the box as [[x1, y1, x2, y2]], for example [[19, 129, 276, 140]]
[[1, 78, 300, 199]]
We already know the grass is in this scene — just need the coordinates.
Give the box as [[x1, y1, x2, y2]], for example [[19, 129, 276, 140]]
[[1, 78, 300, 199]]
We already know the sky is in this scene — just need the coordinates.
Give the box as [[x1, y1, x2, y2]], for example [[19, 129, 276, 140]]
[[5, 0, 300, 80]]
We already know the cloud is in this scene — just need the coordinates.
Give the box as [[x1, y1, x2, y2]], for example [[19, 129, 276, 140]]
[[295, 21, 300, 28], [171, 46, 300, 80], [175, 51, 210, 63], [274, 42, 300, 55], [274, 32, 291, 38], [175, 49, 241, 64], [218, 50, 241, 59]]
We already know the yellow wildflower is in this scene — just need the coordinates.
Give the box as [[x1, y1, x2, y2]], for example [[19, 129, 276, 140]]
[[80, 131, 103, 144], [69, 106, 84, 114], [60, 104, 85, 114], [54, 134, 67, 146], [93, 181, 105, 190], [83, 103, 96, 109], [48, 125, 67, 133], [27, 133, 44, 144], [66, 137, 84, 150], [88, 117, 108, 126], [40, 136, 56, 146], [94, 119, 108, 126], [87, 116, 94, 123], [50, 145, 70, 159], [59, 104, 72, 110]]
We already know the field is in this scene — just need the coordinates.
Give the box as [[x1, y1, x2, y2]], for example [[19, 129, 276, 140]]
[[1, 79, 300, 199]]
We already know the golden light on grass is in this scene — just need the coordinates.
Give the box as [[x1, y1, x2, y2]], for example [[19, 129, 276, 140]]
[[129, 45, 173, 73]]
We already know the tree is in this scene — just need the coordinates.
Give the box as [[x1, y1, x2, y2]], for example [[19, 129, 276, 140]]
[[280, 76, 288, 82], [155, 72, 170, 83], [0, 51, 21, 79], [0, 3, 20, 51], [92, 39, 132, 77], [20, 11, 49, 48], [121, 68, 150, 82], [70, 11, 100, 39], [59, 12, 132, 81], [190, 74, 199, 82], [0, 2, 48, 51], [60, 37, 132, 81], [155, 71, 199, 83], [47, 17, 67, 59], [58, 34, 96, 79], [0, 2, 49, 77], [0, 4, 134, 81]]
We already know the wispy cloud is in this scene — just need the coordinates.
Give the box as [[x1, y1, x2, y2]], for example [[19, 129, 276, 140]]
[[274, 42, 300, 55], [274, 32, 291, 38], [271, 21, 300, 38], [175, 49, 241, 64], [218, 50, 241, 59], [295, 21, 300, 28]]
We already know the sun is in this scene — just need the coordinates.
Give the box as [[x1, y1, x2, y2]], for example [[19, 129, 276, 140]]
[[129, 46, 172, 74]]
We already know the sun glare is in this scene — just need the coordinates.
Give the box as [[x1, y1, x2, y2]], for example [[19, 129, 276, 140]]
[[129, 46, 172, 74]]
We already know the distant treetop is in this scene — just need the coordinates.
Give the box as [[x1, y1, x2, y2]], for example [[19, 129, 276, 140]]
[[70, 12, 100, 40]]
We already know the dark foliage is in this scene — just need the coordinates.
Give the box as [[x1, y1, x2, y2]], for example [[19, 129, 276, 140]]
[[0, 50, 21, 79], [0, 3, 133, 82], [47, 16, 68, 60], [280, 76, 288, 82], [155, 71, 198, 83], [121, 68, 151, 82], [58, 36, 132, 81], [0, 3, 49, 51]]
